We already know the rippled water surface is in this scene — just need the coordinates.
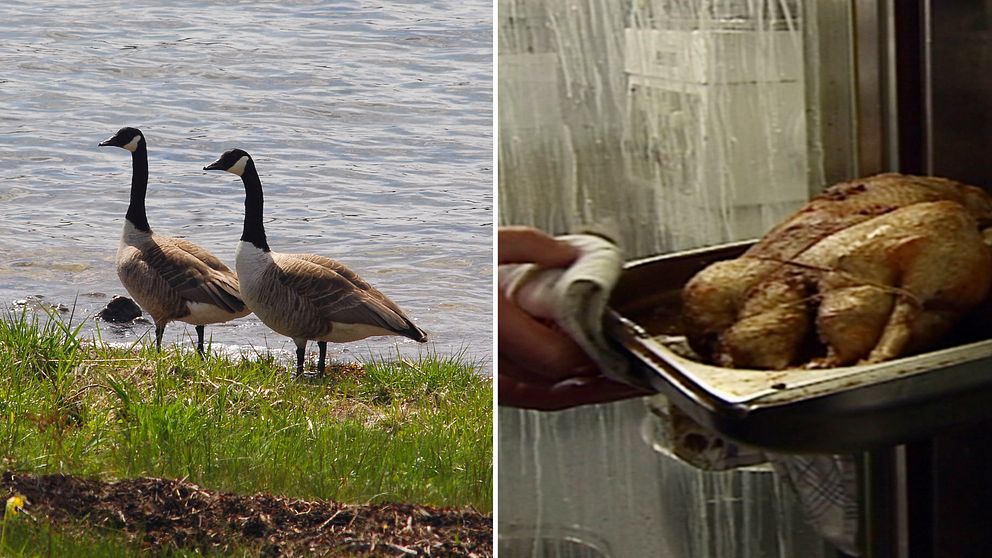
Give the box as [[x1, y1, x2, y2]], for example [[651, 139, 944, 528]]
[[0, 1, 492, 367]]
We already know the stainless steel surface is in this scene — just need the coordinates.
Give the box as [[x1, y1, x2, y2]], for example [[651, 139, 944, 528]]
[[806, 0, 858, 187], [921, 0, 934, 175], [927, 2, 992, 187], [854, 0, 898, 175], [606, 242, 992, 452]]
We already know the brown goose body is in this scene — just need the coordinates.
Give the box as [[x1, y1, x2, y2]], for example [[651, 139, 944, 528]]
[[101, 127, 250, 354], [235, 246, 426, 345], [206, 148, 427, 376], [118, 222, 250, 330]]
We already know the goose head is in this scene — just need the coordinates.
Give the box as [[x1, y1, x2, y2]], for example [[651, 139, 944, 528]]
[[99, 127, 144, 152], [204, 149, 252, 177]]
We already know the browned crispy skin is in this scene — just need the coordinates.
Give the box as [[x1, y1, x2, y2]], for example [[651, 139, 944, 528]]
[[750, 173, 992, 261], [683, 174, 992, 370]]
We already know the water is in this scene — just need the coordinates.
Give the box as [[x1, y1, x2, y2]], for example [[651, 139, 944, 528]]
[[0, 1, 493, 369]]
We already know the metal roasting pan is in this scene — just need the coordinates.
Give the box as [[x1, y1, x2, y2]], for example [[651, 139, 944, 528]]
[[605, 241, 992, 453]]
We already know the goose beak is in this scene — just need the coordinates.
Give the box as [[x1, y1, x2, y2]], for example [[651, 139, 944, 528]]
[[203, 158, 225, 171], [98, 137, 115, 147]]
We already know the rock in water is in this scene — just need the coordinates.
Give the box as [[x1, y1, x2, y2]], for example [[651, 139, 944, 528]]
[[97, 296, 142, 323]]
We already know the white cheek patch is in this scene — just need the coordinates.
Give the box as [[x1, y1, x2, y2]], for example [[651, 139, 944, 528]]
[[228, 155, 249, 176], [123, 135, 142, 152]]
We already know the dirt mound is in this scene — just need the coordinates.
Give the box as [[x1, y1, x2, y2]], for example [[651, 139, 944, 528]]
[[1, 472, 492, 557]]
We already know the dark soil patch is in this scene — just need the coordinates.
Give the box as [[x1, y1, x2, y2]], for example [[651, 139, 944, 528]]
[[1, 472, 492, 557]]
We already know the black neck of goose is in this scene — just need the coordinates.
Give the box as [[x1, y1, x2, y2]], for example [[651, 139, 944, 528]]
[[124, 141, 151, 233], [240, 159, 270, 252]]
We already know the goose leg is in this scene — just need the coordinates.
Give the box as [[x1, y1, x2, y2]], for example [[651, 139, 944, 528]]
[[155, 323, 166, 352], [195, 325, 205, 358], [317, 341, 327, 377], [294, 340, 307, 377]]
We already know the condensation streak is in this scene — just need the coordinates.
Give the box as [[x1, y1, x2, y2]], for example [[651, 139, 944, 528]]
[[499, 0, 842, 555]]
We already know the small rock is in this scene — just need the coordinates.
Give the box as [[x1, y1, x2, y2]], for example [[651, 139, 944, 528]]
[[12, 296, 45, 310], [97, 296, 143, 323]]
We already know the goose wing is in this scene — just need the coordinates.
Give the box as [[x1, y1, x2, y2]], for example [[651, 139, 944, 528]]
[[276, 253, 424, 339], [148, 235, 246, 314]]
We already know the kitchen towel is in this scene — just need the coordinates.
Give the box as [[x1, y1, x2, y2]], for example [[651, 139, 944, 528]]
[[498, 233, 639, 386]]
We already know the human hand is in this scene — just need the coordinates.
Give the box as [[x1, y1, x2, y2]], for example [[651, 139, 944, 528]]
[[498, 226, 649, 411]]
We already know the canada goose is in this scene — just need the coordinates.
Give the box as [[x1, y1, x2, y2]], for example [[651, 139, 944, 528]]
[[203, 148, 428, 376], [99, 127, 251, 355]]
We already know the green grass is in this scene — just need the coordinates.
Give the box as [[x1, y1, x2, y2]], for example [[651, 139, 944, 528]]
[[0, 309, 493, 511], [0, 518, 221, 558]]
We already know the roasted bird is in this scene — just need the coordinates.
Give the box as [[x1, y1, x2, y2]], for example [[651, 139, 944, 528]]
[[682, 173, 992, 369]]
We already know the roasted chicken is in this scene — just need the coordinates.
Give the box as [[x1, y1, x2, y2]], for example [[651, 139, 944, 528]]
[[683, 173, 992, 369]]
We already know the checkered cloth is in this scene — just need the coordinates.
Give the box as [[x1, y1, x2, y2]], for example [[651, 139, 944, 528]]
[[769, 453, 860, 557], [643, 396, 861, 556]]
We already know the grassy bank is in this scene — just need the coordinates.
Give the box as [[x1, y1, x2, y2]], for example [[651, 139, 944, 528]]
[[0, 309, 492, 511]]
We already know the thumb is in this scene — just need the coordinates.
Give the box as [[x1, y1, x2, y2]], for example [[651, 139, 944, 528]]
[[499, 226, 578, 267]]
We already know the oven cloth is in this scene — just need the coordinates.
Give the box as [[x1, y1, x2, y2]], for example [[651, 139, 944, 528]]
[[501, 232, 860, 556], [768, 452, 860, 556], [498, 232, 638, 387]]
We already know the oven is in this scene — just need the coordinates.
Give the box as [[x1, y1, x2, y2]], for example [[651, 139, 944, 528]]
[[499, 1, 992, 556]]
